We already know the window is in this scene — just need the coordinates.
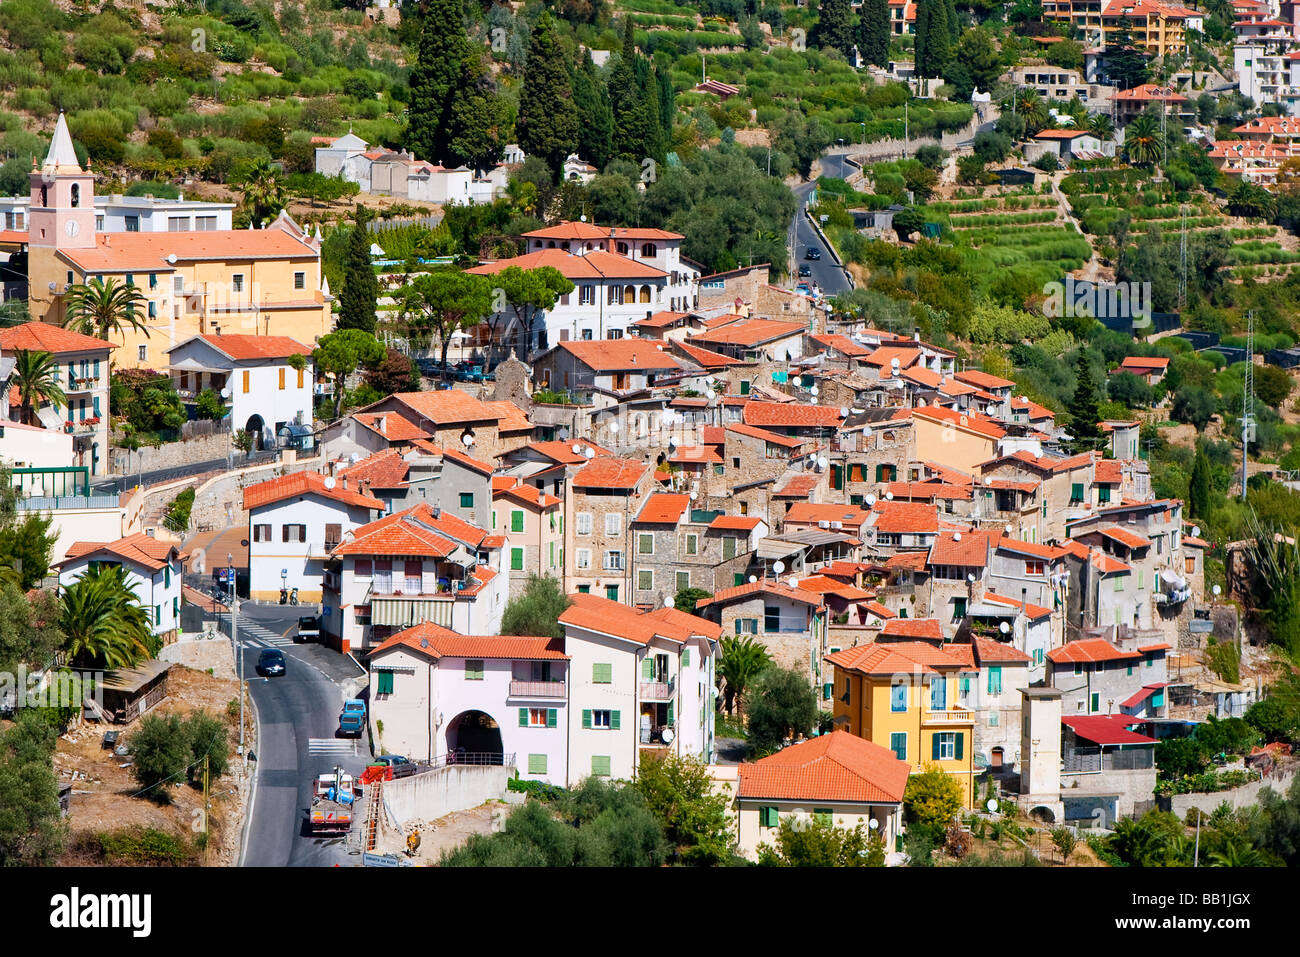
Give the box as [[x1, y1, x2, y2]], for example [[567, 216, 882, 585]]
[[933, 732, 961, 761], [375, 670, 394, 695], [722, 537, 737, 560], [196, 216, 217, 231], [232, 274, 244, 293], [1025, 560, 1045, 576], [890, 732, 907, 761], [511, 548, 524, 571], [764, 605, 781, 632], [952, 597, 966, 621], [580, 285, 595, 305], [576, 512, 592, 536], [528, 754, 548, 774], [605, 584, 618, 601], [685, 534, 698, 556], [1070, 482, 1084, 504], [676, 571, 690, 592], [242, 370, 250, 394], [585, 709, 617, 730], [138, 345, 147, 361], [294, 271, 305, 290], [465, 660, 484, 680], [576, 548, 591, 570], [814, 808, 833, 826], [605, 514, 622, 537], [253, 524, 271, 542], [148, 301, 157, 318], [168, 216, 190, 231], [890, 681, 908, 712], [637, 532, 654, 555], [511, 510, 525, 533], [593, 663, 612, 684], [987, 666, 1002, 695], [279, 368, 286, 390], [637, 569, 653, 590], [124, 215, 139, 232], [459, 492, 474, 509], [520, 708, 554, 728], [324, 524, 341, 549], [297, 368, 304, 389], [281, 524, 306, 543], [1098, 484, 1111, 504], [929, 676, 947, 711], [1090, 693, 1100, 712], [591, 755, 611, 777], [602, 550, 623, 571], [759, 806, 779, 828]]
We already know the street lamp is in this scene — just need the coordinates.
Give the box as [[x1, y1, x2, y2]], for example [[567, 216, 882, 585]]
[[230, 551, 244, 765], [860, 121, 866, 145]]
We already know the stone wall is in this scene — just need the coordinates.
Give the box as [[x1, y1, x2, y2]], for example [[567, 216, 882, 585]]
[[381, 764, 511, 827], [187, 455, 323, 530], [110, 430, 233, 475], [1163, 768, 1297, 819]]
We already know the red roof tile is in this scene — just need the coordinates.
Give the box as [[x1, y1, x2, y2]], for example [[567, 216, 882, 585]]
[[743, 401, 845, 429], [636, 493, 691, 524], [1047, 639, 1139, 665], [972, 637, 1032, 663], [58, 229, 318, 273], [371, 622, 569, 660], [672, 340, 746, 368], [696, 578, 824, 609], [339, 448, 410, 489], [61, 532, 179, 571], [928, 529, 995, 567], [549, 339, 685, 373], [466, 247, 668, 280], [1062, 715, 1156, 746], [709, 515, 764, 531], [352, 412, 432, 443], [561, 592, 721, 644], [826, 639, 974, 676], [954, 369, 1015, 391], [726, 422, 804, 448], [784, 503, 870, 529], [688, 318, 806, 348], [0, 321, 113, 354], [981, 591, 1052, 619], [187, 334, 311, 361], [773, 474, 820, 499], [243, 470, 385, 513], [737, 731, 910, 804], [333, 502, 489, 558], [1096, 525, 1149, 550], [879, 618, 943, 640], [572, 457, 650, 490], [869, 501, 939, 535]]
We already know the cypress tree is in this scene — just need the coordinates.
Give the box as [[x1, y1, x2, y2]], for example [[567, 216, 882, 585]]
[[1067, 352, 1102, 453], [815, 0, 855, 57], [1189, 443, 1212, 521], [657, 66, 674, 142], [406, 0, 470, 165], [926, 0, 953, 78], [573, 51, 614, 170], [856, 0, 890, 67], [913, 0, 931, 77], [608, 44, 648, 162], [943, 0, 959, 43], [338, 206, 378, 334], [517, 13, 579, 181], [447, 52, 509, 171]]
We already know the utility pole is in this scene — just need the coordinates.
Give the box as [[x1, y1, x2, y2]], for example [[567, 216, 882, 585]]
[[1241, 311, 1254, 501], [230, 552, 244, 766], [202, 752, 210, 862], [1178, 204, 1188, 310]]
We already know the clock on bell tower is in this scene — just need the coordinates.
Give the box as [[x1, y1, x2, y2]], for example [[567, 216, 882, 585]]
[[28, 111, 96, 251]]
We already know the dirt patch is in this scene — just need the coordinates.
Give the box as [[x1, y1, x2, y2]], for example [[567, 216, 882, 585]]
[[372, 800, 506, 864], [54, 665, 251, 866], [733, 128, 770, 148]]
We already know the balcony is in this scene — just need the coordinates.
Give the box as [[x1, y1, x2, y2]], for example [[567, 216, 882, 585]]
[[509, 680, 567, 699], [63, 377, 100, 395], [640, 678, 674, 701], [63, 418, 102, 435], [922, 709, 975, 726]]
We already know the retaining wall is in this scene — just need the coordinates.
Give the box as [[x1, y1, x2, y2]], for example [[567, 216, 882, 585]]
[[1164, 768, 1297, 818], [381, 765, 511, 826]]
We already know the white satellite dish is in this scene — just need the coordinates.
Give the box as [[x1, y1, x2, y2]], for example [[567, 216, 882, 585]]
[[706, 389, 716, 400], [668, 436, 678, 447], [999, 621, 1010, 635], [462, 434, 474, 446], [1191, 525, 1201, 538], [773, 561, 786, 574], [953, 532, 962, 541], [166, 253, 177, 264], [787, 576, 799, 588], [840, 407, 849, 417], [689, 490, 698, 500], [810, 385, 819, 395], [661, 727, 674, 744], [984, 477, 993, 486], [221, 387, 231, 399], [664, 596, 674, 608], [986, 799, 999, 813], [1019, 395, 1028, 403], [323, 477, 336, 490], [863, 426, 873, 438], [966, 573, 975, 583], [584, 448, 595, 459], [1212, 584, 1222, 596], [885, 491, 894, 501], [609, 422, 620, 434], [817, 455, 828, 469], [349, 453, 361, 464], [891, 357, 900, 370], [749, 575, 758, 583], [868, 818, 879, 830], [865, 494, 877, 506], [917, 398, 926, 407], [572, 444, 583, 455]]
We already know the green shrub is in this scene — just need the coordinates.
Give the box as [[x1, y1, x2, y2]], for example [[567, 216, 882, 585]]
[[98, 828, 196, 866]]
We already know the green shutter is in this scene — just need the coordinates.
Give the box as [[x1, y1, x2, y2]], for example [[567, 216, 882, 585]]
[[164, 565, 171, 587], [1091, 693, 1099, 712], [932, 735, 941, 761], [377, 670, 394, 695], [642, 657, 654, 680], [519, 708, 529, 727], [734, 573, 744, 586], [528, 753, 547, 774], [593, 663, 611, 683], [611, 710, 621, 730], [682, 648, 690, 667], [592, 755, 611, 776], [876, 463, 884, 482], [511, 548, 523, 570], [666, 702, 673, 726], [1071, 482, 1083, 503], [547, 708, 557, 728], [954, 733, 964, 761], [582, 709, 592, 729], [511, 510, 524, 533], [822, 682, 832, 700]]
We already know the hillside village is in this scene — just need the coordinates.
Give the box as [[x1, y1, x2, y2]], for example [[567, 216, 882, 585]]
[[0, 0, 1298, 874]]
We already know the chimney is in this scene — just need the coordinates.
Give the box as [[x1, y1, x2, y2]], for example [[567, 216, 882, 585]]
[[378, 414, 386, 435], [913, 331, 920, 342], [341, 475, 348, 490]]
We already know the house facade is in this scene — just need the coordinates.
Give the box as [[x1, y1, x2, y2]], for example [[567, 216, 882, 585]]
[[57, 532, 184, 645]]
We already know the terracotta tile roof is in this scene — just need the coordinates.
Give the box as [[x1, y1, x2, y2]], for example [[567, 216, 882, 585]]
[[862, 346, 922, 374], [379, 391, 513, 427], [1047, 639, 1139, 665], [636, 493, 691, 524], [185, 334, 311, 361], [972, 637, 1033, 663], [864, 600, 895, 619], [869, 501, 939, 535], [441, 446, 494, 475], [981, 591, 1052, 620], [879, 618, 943, 640], [672, 340, 746, 368], [1010, 397, 1056, 420], [736, 731, 910, 805], [773, 474, 820, 498], [339, 449, 410, 489], [668, 445, 723, 465], [743, 401, 844, 429], [561, 592, 721, 644], [525, 440, 611, 464], [688, 318, 806, 348], [243, 470, 385, 513], [466, 247, 668, 280], [1113, 83, 1188, 103], [522, 222, 684, 242], [1183, 536, 1210, 548], [696, 578, 824, 609], [58, 229, 318, 273], [928, 529, 995, 568], [333, 502, 489, 557], [808, 334, 871, 358], [994, 538, 1065, 561], [1035, 128, 1095, 140], [709, 515, 764, 531], [61, 532, 179, 571], [1062, 715, 1155, 746], [954, 369, 1015, 390], [983, 478, 1040, 493], [726, 422, 804, 448], [826, 639, 973, 676], [1096, 525, 1150, 550], [1093, 552, 1131, 574], [912, 405, 1007, 440], [371, 622, 568, 660], [884, 551, 930, 571], [1119, 355, 1171, 371], [701, 426, 726, 444], [794, 575, 873, 601], [633, 310, 694, 329], [549, 339, 685, 373], [571, 457, 649, 490], [494, 483, 561, 509], [0, 321, 113, 354], [885, 481, 973, 501], [1138, 642, 1171, 653], [785, 503, 870, 529], [481, 400, 532, 433], [923, 462, 975, 485], [352, 412, 432, 443]]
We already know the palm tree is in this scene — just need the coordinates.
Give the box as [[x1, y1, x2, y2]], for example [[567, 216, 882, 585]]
[[241, 159, 287, 227], [63, 277, 148, 342], [716, 636, 773, 719], [60, 563, 155, 669], [1124, 114, 1164, 168], [1209, 840, 1267, 867], [11, 349, 66, 427], [1007, 88, 1049, 134], [1088, 112, 1115, 142]]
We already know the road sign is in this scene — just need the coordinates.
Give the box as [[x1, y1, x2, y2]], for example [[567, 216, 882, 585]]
[[362, 852, 402, 867], [281, 568, 288, 578]]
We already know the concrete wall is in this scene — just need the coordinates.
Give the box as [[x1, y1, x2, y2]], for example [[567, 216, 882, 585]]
[[1164, 768, 1297, 819], [381, 763, 512, 826], [110, 430, 233, 476]]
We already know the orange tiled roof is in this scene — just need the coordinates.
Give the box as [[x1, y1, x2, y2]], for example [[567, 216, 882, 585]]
[[188, 334, 311, 361], [688, 318, 806, 348], [243, 470, 385, 513], [696, 578, 824, 609], [743, 401, 844, 429], [972, 637, 1033, 663], [636, 493, 691, 524], [561, 592, 722, 644], [572, 457, 649, 490], [878, 618, 943, 640], [709, 515, 764, 531], [668, 445, 723, 465], [522, 221, 684, 242], [494, 483, 561, 509], [672, 340, 746, 368], [1047, 638, 1139, 664], [371, 622, 568, 660], [808, 333, 872, 358], [869, 500, 939, 535], [981, 591, 1053, 620], [465, 247, 668, 280], [524, 439, 612, 464], [737, 731, 909, 805], [352, 412, 432, 443], [441, 446, 494, 475], [0, 321, 113, 354], [785, 502, 870, 529], [826, 639, 974, 676], [61, 532, 178, 571], [726, 422, 804, 448], [954, 369, 1015, 390], [773, 474, 820, 498], [1094, 459, 1124, 484], [550, 339, 685, 373], [1096, 525, 1150, 550], [927, 529, 996, 567], [912, 405, 1007, 440], [339, 448, 410, 488], [58, 229, 318, 273], [333, 502, 490, 557]]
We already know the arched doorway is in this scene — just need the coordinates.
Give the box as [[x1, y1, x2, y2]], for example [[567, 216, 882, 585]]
[[445, 710, 503, 764], [245, 414, 265, 450], [1029, 805, 1057, 824]]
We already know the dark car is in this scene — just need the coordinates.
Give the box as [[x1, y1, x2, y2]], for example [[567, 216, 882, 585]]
[[798, 264, 812, 277], [374, 754, 410, 767], [296, 615, 320, 642], [257, 649, 286, 677], [805, 247, 821, 261]]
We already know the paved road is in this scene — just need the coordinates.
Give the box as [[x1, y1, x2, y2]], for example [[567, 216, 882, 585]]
[[91, 451, 277, 494], [791, 181, 853, 299], [224, 604, 370, 867]]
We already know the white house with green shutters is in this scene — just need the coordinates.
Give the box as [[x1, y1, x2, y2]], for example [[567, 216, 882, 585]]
[[55, 532, 184, 646]]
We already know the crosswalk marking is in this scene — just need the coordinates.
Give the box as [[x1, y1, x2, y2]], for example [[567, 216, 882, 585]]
[[215, 615, 295, 647], [309, 738, 356, 756]]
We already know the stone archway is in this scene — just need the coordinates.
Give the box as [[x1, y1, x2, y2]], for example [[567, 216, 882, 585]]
[[445, 710, 504, 764]]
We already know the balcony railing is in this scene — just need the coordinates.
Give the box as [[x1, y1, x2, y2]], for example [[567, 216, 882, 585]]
[[640, 678, 674, 701], [509, 680, 566, 699], [922, 709, 974, 725]]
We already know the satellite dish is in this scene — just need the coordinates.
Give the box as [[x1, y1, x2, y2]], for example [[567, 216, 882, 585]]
[[462, 434, 474, 446], [584, 448, 595, 459], [166, 253, 177, 264], [221, 387, 231, 399], [885, 491, 894, 501], [953, 532, 962, 541], [787, 577, 799, 588], [773, 561, 786, 574], [1212, 584, 1222, 596], [1191, 525, 1201, 538], [999, 621, 1010, 635], [868, 818, 879, 830], [891, 357, 900, 370], [324, 477, 337, 490], [966, 573, 975, 583], [664, 596, 674, 608], [917, 398, 926, 407], [840, 406, 849, 417], [706, 389, 716, 400], [689, 490, 698, 500], [749, 575, 758, 583], [986, 799, 999, 813], [817, 455, 828, 469], [865, 494, 876, 506], [609, 422, 620, 434], [572, 444, 583, 455], [661, 727, 674, 744], [985, 477, 993, 486], [580, 214, 587, 222], [668, 436, 678, 447], [349, 453, 361, 464], [810, 385, 819, 395], [1019, 395, 1028, 403]]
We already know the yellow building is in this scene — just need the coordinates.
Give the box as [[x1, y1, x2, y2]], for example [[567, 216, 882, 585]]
[[826, 640, 978, 807], [908, 406, 1005, 475], [26, 113, 331, 369]]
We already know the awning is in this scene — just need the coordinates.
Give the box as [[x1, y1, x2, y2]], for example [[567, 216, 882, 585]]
[[169, 357, 230, 374], [370, 597, 454, 628], [757, 539, 805, 560]]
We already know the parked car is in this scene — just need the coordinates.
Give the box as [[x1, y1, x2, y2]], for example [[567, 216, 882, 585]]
[[296, 615, 320, 642], [373, 754, 410, 767], [257, 649, 286, 677], [338, 699, 366, 737], [805, 247, 821, 261]]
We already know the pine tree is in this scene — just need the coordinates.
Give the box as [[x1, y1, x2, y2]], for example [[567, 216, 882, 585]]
[[447, 52, 509, 171], [517, 13, 579, 181], [338, 206, 378, 334], [406, 0, 470, 165], [815, 0, 855, 57], [1189, 443, 1212, 521], [573, 51, 614, 170], [1067, 352, 1102, 453], [608, 40, 650, 162], [856, 0, 890, 67]]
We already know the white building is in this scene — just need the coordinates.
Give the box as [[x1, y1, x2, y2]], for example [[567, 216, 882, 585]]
[[165, 333, 314, 450], [313, 132, 370, 180], [322, 503, 508, 654], [0, 419, 74, 472], [243, 470, 386, 603], [0, 192, 234, 235], [57, 532, 183, 644]]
